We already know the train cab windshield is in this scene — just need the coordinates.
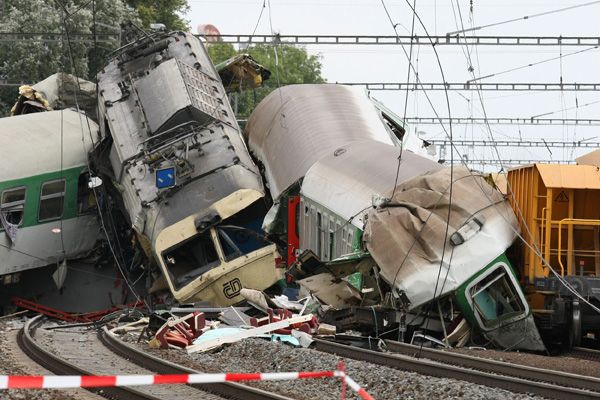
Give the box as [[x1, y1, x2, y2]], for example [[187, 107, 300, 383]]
[[164, 229, 220, 290], [468, 265, 526, 329], [162, 219, 272, 290]]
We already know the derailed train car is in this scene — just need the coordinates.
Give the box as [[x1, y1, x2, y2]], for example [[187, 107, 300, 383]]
[[245, 84, 545, 351], [94, 31, 283, 306]]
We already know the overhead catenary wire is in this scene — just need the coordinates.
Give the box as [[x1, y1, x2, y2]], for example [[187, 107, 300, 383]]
[[250, 0, 267, 38], [55, 0, 148, 309], [529, 98, 600, 119], [450, 2, 600, 316], [468, 45, 600, 82], [377, 0, 458, 351], [381, 0, 417, 201], [447, 0, 600, 35]]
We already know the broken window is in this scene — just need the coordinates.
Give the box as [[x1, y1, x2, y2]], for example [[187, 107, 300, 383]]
[[1, 187, 26, 227], [38, 180, 66, 222], [163, 230, 220, 290], [381, 112, 406, 142], [469, 266, 525, 328], [317, 211, 323, 259], [77, 173, 95, 214], [217, 226, 270, 261], [335, 222, 342, 257]]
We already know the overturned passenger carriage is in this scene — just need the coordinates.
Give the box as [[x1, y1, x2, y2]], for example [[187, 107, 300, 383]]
[[245, 84, 545, 351], [95, 31, 282, 306]]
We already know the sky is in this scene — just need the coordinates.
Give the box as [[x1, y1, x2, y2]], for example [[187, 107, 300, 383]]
[[187, 0, 600, 170]]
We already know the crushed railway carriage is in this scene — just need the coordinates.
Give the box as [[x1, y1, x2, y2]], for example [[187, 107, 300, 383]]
[[245, 84, 545, 351], [0, 111, 100, 275], [0, 110, 129, 312], [507, 164, 600, 347], [95, 31, 282, 306]]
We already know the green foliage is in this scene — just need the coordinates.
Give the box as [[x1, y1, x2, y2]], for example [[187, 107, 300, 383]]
[[207, 43, 238, 63], [208, 43, 325, 118], [125, 0, 190, 31], [0, 0, 138, 116]]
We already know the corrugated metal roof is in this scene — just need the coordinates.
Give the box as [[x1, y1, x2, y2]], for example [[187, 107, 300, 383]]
[[244, 84, 398, 200], [534, 164, 600, 189], [0, 110, 97, 182]]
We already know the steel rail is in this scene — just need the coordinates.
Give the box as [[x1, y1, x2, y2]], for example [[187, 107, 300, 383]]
[[429, 139, 600, 148], [312, 338, 600, 399], [336, 82, 600, 91], [99, 326, 293, 400], [404, 117, 600, 126], [0, 32, 118, 43], [4, 81, 600, 91], [200, 34, 600, 47], [383, 339, 600, 393], [445, 159, 576, 166], [17, 315, 158, 400], [569, 346, 600, 362], [3, 32, 600, 46]]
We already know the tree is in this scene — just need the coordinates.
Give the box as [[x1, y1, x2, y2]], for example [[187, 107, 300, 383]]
[[0, 0, 139, 116], [208, 42, 325, 118], [125, 0, 189, 31]]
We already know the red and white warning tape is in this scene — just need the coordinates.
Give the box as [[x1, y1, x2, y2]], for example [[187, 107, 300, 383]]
[[0, 370, 374, 400]]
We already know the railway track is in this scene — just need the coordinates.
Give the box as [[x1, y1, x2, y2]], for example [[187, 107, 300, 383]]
[[313, 337, 600, 400], [569, 347, 600, 362], [18, 315, 292, 400]]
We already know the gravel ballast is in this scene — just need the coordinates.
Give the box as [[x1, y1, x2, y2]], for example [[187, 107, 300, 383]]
[[0, 318, 100, 400], [447, 347, 600, 378], [125, 333, 542, 400]]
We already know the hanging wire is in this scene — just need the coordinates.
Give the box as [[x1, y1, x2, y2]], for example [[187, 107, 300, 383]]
[[447, 0, 600, 35], [451, 1, 600, 316], [54, 0, 148, 309]]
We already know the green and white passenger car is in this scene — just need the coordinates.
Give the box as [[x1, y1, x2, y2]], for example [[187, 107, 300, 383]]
[[0, 110, 101, 280]]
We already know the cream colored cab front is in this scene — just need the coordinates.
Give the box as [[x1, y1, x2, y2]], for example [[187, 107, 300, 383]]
[[155, 214, 282, 306]]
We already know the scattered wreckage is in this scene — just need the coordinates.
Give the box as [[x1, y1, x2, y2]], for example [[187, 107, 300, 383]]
[[245, 84, 545, 352], [2, 28, 590, 353]]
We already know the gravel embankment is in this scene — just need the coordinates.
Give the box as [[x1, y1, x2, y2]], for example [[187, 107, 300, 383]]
[[0, 318, 98, 400], [122, 332, 542, 400]]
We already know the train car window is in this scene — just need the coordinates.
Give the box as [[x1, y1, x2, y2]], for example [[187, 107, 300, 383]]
[[0, 186, 27, 228], [218, 229, 242, 261], [217, 226, 270, 262], [469, 266, 525, 328], [381, 113, 406, 142], [163, 230, 220, 289], [347, 231, 353, 253], [322, 212, 329, 260], [317, 211, 323, 259], [336, 222, 342, 257], [38, 180, 66, 222], [310, 205, 316, 253], [328, 218, 335, 260], [77, 173, 96, 214]]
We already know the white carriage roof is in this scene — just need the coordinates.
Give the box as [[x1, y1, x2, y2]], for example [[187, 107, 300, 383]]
[[0, 110, 97, 182], [245, 84, 397, 200], [301, 139, 442, 229]]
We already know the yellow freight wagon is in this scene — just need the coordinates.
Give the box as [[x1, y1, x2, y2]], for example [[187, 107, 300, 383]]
[[507, 164, 600, 348]]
